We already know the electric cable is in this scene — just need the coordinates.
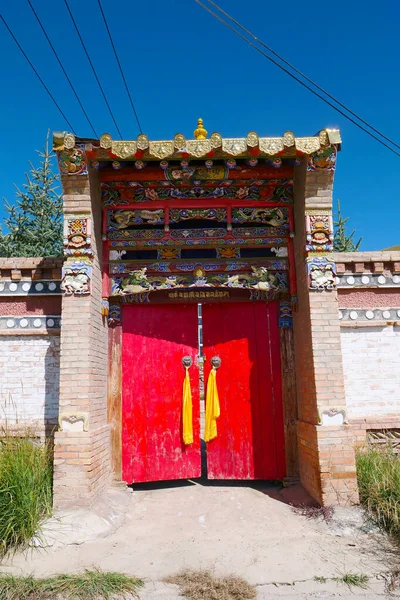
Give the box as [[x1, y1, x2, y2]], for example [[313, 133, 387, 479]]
[[97, 0, 142, 133], [0, 12, 76, 132], [194, 0, 400, 158], [27, 0, 98, 138], [204, 0, 400, 152], [63, 0, 123, 138]]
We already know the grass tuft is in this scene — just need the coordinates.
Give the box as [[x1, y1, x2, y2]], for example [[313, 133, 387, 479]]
[[333, 572, 369, 589], [356, 445, 400, 541], [165, 570, 256, 600], [0, 430, 53, 558], [0, 569, 144, 599]]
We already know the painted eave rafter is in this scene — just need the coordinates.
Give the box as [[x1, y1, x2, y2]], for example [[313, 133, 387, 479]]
[[53, 128, 341, 161]]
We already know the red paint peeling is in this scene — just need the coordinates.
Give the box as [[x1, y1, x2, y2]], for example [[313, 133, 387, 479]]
[[338, 288, 400, 308], [0, 297, 61, 316]]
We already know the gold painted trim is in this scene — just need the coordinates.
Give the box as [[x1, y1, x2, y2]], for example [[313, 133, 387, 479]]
[[148, 141, 175, 159], [54, 129, 341, 160], [111, 141, 137, 159], [0, 330, 60, 336], [259, 137, 284, 155], [305, 209, 333, 216]]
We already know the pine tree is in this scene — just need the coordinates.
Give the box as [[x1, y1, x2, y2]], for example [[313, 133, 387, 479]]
[[0, 133, 63, 257], [333, 199, 362, 252]]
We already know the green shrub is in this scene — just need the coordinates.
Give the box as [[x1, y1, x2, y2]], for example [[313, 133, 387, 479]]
[[356, 445, 400, 540], [0, 432, 53, 558]]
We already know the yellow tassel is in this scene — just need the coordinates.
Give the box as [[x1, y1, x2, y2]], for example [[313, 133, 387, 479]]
[[204, 367, 220, 442], [182, 366, 193, 445]]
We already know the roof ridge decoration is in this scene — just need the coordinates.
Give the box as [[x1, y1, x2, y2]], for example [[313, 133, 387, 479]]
[[53, 125, 341, 162]]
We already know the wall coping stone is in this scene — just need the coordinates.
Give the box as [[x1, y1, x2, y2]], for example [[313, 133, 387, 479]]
[[334, 251, 400, 277], [0, 257, 63, 269], [333, 251, 400, 262], [0, 258, 63, 282]]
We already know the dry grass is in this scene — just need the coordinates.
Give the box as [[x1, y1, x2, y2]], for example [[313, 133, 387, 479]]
[[0, 569, 144, 600], [165, 570, 256, 600], [291, 504, 334, 522], [383, 568, 400, 593]]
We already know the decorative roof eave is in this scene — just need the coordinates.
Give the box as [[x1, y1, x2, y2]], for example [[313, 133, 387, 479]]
[[53, 128, 341, 161]]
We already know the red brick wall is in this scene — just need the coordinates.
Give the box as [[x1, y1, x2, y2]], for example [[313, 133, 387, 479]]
[[53, 169, 110, 509], [338, 288, 400, 308], [292, 161, 359, 505], [0, 297, 61, 315]]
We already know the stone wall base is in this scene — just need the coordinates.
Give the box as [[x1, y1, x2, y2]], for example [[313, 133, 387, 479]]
[[297, 421, 359, 506], [350, 417, 400, 445], [53, 424, 111, 509]]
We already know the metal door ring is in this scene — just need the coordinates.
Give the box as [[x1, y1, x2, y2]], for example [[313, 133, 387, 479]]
[[182, 356, 193, 368], [210, 356, 221, 369]]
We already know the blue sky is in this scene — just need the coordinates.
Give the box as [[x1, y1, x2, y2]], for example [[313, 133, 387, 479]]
[[1, 0, 399, 249]]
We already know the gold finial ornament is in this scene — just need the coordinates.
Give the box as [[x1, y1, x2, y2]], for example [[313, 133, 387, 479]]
[[194, 118, 208, 140]]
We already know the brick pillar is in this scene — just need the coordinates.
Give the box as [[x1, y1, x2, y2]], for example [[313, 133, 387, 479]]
[[53, 167, 110, 509], [292, 155, 359, 505]]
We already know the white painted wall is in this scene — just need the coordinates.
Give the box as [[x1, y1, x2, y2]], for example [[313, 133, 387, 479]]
[[341, 326, 400, 419], [0, 336, 60, 427]]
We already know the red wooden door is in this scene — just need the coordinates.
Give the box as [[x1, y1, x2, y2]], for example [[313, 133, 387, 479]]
[[122, 304, 201, 483], [202, 302, 285, 480]]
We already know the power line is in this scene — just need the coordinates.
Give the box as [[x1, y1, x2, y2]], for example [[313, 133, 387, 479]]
[[63, 0, 123, 139], [27, 0, 98, 138], [205, 0, 400, 153], [194, 0, 400, 158], [96, 0, 142, 133], [0, 12, 75, 132]]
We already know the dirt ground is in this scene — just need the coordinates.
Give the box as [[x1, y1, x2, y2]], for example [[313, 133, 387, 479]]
[[2, 481, 400, 599]]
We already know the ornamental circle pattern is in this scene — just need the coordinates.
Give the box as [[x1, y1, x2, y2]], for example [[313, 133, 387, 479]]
[[100, 133, 112, 149], [64, 133, 76, 150]]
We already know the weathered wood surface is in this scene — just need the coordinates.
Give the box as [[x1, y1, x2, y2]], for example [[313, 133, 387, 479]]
[[108, 324, 122, 479], [279, 326, 299, 477]]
